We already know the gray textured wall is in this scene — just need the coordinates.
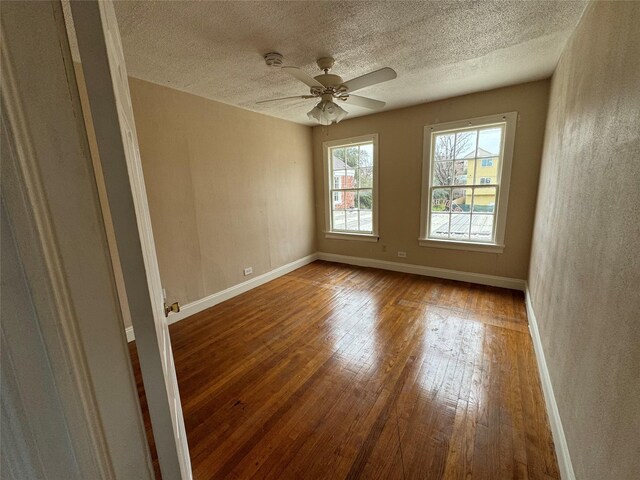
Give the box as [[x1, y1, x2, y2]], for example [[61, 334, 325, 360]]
[[528, 2, 640, 479]]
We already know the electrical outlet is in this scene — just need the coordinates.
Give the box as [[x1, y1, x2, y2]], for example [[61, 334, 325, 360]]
[[243, 267, 253, 276], [397, 251, 407, 258]]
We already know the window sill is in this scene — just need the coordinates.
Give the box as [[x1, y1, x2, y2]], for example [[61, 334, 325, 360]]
[[325, 232, 379, 243], [418, 238, 504, 253]]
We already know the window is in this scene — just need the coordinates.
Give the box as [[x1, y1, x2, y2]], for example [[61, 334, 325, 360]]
[[323, 134, 378, 241], [419, 113, 517, 252], [481, 158, 494, 167]]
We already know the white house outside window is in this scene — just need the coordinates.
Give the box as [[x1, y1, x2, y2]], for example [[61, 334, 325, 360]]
[[323, 134, 379, 241], [419, 113, 517, 253]]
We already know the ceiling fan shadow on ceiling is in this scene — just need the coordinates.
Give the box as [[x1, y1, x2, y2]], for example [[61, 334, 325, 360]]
[[257, 52, 397, 125]]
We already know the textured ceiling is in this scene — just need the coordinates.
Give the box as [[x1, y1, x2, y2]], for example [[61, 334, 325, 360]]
[[107, 1, 587, 125]]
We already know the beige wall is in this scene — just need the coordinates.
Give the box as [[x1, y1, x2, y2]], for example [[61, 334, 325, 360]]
[[128, 78, 316, 307], [528, 2, 640, 479], [312, 80, 550, 280]]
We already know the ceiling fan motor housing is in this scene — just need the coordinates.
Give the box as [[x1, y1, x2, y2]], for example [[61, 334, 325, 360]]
[[314, 73, 344, 88], [264, 52, 284, 67]]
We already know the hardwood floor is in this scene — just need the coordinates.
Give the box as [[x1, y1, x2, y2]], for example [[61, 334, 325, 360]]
[[129, 261, 558, 479]]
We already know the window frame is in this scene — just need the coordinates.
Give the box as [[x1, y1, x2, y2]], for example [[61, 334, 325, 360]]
[[323, 133, 379, 242], [419, 112, 517, 253]]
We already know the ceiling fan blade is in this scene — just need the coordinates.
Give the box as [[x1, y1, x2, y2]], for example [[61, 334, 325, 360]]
[[256, 95, 315, 104], [282, 66, 324, 88], [342, 67, 397, 93], [343, 94, 385, 110]]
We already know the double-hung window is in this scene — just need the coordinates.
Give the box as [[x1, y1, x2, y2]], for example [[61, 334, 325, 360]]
[[419, 113, 517, 252], [323, 134, 378, 241]]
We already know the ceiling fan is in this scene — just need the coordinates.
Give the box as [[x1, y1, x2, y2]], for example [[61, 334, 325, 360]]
[[258, 52, 397, 125]]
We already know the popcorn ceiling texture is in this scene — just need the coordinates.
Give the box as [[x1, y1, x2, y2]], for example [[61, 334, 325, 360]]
[[528, 2, 640, 479], [107, 0, 587, 125]]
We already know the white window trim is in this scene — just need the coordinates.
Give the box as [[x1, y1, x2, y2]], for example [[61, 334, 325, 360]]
[[323, 133, 379, 241], [418, 112, 517, 253]]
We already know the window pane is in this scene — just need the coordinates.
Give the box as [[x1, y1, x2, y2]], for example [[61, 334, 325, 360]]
[[454, 130, 477, 159], [432, 188, 450, 212], [432, 161, 453, 186], [471, 214, 494, 241], [434, 133, 455, 161], [359, 210, 373, 232], [475, 157, 499, 184], [450, 213, 471, 240], [345, 146, 359, 168], [332, 210, 346, 230], [359, 143, 374, 168], [340, 190, 357, 210], [472, 187, 496, 213], [453, 160, 469, 185], [333, 171, 346, 189], [477, 127, 502, 157], [357, 168, 373, 188], [332, 147, 345, 170], [358, 190, 373, 210], [478, 177, 493, 185], [467, 159, 477, 185], [346, 210, 359, 231], [430, 213, 449, 238], [335, 190, 347, 207], [452, 187, 469, 212], [479, 158, 494, 167]]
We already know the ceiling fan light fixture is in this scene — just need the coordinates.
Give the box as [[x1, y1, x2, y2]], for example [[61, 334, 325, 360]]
[[307, 103, 330, 125], [307, 100, 347, 125]]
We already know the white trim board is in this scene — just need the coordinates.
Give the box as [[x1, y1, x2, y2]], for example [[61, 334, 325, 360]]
[[126, 253, 318, 342], [525, 286, 575, 480], [317, 252, 526, 291]]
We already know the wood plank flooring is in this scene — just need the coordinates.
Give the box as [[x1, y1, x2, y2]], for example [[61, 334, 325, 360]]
[[129, 261, 558, 479]]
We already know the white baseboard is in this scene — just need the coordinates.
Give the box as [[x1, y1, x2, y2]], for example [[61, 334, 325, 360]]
[[525, 286, 575, 480], [125, 253, 318, 342], [317, 252, 526, 291], [126, 252, 524, 342]]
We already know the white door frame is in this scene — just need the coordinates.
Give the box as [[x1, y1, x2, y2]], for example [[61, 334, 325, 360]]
[[69, 1, 192, 478]]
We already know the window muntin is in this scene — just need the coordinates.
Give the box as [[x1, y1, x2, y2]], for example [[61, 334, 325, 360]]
[[324, 135, 378, 237], [421, 113, 516, 249]]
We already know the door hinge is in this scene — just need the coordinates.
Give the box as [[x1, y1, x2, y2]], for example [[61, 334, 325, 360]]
[[164, 301, 180, 317]]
